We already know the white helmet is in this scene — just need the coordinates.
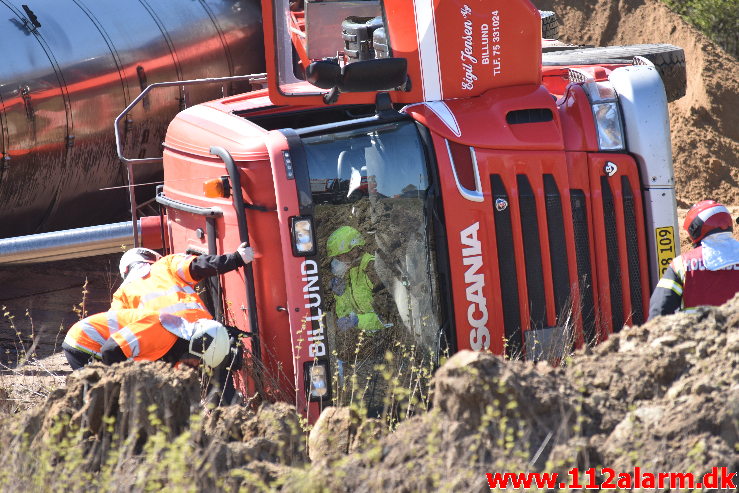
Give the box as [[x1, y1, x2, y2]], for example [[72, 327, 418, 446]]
[[189, 319, 231, 368], [119, 248, 162, 277]]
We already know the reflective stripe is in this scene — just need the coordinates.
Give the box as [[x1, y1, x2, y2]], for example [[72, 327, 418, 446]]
[[64, 340, 102, 358], [160, 302, 207, 314], [140, 285, 196, 304], [414, 0, 443, 101], [174, 254, 195, 283], [68, 321, 108, 348], [118, 327, 141, 357], [63, 334, 102, 357], [159, 313, 190, 339], [656, 278, 683, 296], [672, 256, 686, 281], [697, 205, 730, 222], [107, 311, 120, 333]]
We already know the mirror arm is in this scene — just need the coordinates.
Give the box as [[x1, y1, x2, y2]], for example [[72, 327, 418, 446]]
[[323, 86, 341, 105]]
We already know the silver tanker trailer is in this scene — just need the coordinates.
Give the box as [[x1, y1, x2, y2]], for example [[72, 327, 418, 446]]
[[0, 0, 264, 238]]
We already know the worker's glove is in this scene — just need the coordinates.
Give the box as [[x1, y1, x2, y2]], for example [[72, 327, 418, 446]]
[[329, 276, 346, 296], [337, 312, 359, 331], [237, 242, 254, 264]]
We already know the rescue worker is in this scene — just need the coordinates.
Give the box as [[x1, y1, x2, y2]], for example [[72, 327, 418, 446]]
[[648, 200, 739, 319], [111, 243, 253, 314], [62, 243, 253, 369], [62, 310, 231, 369], [327, 226, 385, 333], [101, 314, 231, 369]]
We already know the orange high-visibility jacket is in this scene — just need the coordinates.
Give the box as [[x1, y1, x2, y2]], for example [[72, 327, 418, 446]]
[[62, 309, 163, 358], [108, 312, 180, 361], [111, 254, 211, 323]]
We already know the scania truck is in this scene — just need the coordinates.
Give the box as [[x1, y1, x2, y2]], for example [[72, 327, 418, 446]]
[[111, 0, 686, 418]]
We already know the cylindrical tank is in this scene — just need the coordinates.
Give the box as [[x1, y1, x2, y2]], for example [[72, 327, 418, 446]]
[[0, 0, 265, 238]]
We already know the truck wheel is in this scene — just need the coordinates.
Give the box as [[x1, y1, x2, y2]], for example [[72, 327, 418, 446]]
[[540, 11, 559, 39], [542, 44, 686, 102]]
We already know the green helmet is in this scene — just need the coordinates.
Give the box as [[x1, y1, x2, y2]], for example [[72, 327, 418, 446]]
[[327, 226, 365, 257]]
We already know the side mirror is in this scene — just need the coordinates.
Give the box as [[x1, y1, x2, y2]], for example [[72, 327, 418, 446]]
[[341, 58, 408, 92], [307, 58, 408, 103], [306, 60, 342, 90]]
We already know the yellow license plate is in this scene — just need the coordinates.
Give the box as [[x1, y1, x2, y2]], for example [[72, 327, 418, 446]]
[[655, 226, 676, 277]]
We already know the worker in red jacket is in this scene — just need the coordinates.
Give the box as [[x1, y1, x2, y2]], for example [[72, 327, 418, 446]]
[[648, 200, 739, 319], [62, 244, 253, 369]]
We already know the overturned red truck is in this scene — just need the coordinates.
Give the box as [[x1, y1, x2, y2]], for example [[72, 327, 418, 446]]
[[118, 0, 682, 418]]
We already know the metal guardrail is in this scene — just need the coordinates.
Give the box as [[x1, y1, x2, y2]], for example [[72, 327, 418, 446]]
[[0, 221, 139, 264]]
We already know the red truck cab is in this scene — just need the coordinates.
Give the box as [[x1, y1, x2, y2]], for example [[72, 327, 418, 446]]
[[156, 0, 679, 419]]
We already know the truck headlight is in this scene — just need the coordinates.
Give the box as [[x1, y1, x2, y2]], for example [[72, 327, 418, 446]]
[[304, 360, 330, 401], [583, 80, 625, 151], [290, 216, 315, 256], [592, 102, 625, 150]]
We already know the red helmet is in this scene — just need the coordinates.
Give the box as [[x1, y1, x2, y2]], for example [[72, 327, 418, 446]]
[[683, 200, 733, 245]]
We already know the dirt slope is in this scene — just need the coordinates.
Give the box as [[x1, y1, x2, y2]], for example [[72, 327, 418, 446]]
[[534, 0, 739, 207], [302, 296, 738, 491], [2, 295, 736, 491]]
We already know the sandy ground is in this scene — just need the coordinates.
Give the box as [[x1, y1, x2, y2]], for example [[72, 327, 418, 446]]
[[534, 0, 739, 207], [0, 254, 119, 410]]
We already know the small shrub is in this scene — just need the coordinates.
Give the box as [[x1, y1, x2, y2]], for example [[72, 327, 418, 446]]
[[662, 0, 738, 57]]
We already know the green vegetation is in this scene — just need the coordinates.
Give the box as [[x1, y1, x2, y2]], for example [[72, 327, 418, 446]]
[[661, 0, 738, 57], [1, 407, 242, 492]]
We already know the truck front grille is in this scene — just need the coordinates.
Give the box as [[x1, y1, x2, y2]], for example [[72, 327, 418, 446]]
[[622, 177, 644, 326], [544, 175, 571, 326], [517, 175, 547, 333], [491, 175, 523, 357], [488, 168, 647, 356], [570, 190, 597, 345], [601, 177, 624, 333]]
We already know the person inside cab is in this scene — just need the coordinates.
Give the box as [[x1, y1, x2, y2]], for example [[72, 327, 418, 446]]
[[649, 200, 739, 319], [327, 225, 388, 333]]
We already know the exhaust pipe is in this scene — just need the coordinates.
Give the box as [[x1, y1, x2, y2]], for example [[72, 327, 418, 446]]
[[0, 217, 164, 265]]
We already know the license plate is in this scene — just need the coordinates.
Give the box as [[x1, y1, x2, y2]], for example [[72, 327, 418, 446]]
[[655, 226, 676, 277]]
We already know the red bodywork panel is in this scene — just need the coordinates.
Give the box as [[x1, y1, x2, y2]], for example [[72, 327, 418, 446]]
[[163, 105, 297, 404], [382, 0, 541, 102], [262, 0, 542, 106], [405, 84, 562, 150], [407, 90, 649, 354], [263, 130, 326, 420]]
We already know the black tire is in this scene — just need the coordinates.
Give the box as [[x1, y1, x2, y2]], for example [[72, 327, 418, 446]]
[[540, 10, 559, 39], [542, 44, 686, 102]]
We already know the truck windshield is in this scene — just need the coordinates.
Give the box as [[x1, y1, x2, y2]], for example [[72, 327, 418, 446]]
[[301, 120, 442, 412]]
